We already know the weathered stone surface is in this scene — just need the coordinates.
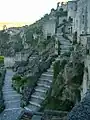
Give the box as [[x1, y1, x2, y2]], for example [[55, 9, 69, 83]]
[[67, 90, 90, 120]]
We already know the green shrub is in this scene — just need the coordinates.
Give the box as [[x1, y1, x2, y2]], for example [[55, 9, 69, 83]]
[[0, 56, 4, 64], [43, 96, 74, 111], [12, 75, 21, 81], [53, 60, 60, 80], [12, 75, 27, 92], [0, 69, 6, 113], [72, 62, 84, 85], [61, 59, 67, 69]]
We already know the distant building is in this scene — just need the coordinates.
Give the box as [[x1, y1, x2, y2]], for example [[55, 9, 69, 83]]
[[42, 9, 56, 39]]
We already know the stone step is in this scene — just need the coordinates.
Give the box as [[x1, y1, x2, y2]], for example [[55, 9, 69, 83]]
[[30, 97, 43, 105], [33, 91, 46, 98], [39, 78, 52, 83], [60, 44, 71, 46], [3, 83, 12, 86], [4, 95, 20, 101], [46, 71, 53, 75], [37, 83, 50, 88], [4, 99, 20, 104], [44, 71, 53, 75], [42, 73, 53, 77], [35, 86, 48, 92], [31, 95, 45, 100], [3, 86, 13, 89], [47, 68, 53, 73], [5, 101, 20, 109], [4, 108, 21, 111], [3, 91, 17, 95], [35, 88, 47, 93], [59, 40, 71, 44], [3, 93, 19, 98], [60, 50, 70, 52], [50, 65, 53, 68], [38, 80, 51, 86], [41, 74, 53, 78], [3, 93, 20, 98], [40, 76, 53, 81], [60, 45, 71, 48], [4, 81, 12, 84], [24, 104, 40, 112], [29, 101, 41, 107], [31, 115, 42, 120], [2, 88, 14, 92]]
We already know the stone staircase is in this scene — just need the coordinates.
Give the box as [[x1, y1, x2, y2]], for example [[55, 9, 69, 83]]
[[0, 69, 22, 120], [24, 65, 54, 112], [57, 35, 72, 54], [24, 35, 72, 114]]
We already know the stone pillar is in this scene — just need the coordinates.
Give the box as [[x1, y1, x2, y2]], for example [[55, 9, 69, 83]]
[[55, 36, 60, 55], [81, 69, 88, 100], [55, 37, 58, 55]]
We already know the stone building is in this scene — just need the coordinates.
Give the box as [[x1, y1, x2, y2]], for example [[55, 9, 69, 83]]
[[57, 2, 67, 12], [42, 9, 56, 39], [43, 19, 56, 39], [68, 0, 90, 43]]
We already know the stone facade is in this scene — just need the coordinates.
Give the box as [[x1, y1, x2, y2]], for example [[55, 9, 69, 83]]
[[69, 0, 90, 42], [42, 18, 56, 39], [67, 1, 77, 20], [57, 2, 67, 11]]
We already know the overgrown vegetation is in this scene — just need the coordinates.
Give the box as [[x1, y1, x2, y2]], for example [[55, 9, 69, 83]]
[[0, 56, 4, 65], [0, 68, 6, 113], [53, 60, 60, 80], [42, 43, 84, 112], [12, 53, 57, 107]]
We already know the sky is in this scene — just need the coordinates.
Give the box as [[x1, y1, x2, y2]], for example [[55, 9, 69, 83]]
[[0, 0, 68, 29]]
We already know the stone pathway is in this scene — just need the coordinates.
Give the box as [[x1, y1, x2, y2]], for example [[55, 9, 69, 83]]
[[0, 69, 22, 120]]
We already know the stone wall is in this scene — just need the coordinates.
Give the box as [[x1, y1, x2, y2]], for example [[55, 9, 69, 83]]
[[67, 1, 77, 20], [87, 0, 90, 34], [71, 0, 90, 42], [59, 16, 67, 25]]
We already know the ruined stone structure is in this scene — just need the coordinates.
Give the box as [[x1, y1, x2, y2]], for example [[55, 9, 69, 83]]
[[43, 19, 56, 39], [57, 2, 67, 12], [42, 9, 56, 39]]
